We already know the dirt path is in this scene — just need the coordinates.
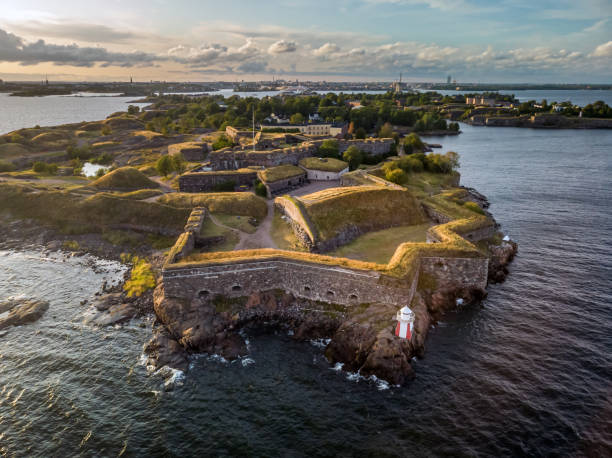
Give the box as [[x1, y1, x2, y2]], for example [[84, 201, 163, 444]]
[[208, 200, 278, 251]]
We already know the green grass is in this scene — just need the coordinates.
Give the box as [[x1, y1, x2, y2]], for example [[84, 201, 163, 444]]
[[0, 182, 189, 234], [159, 192, 268, 220], [270, 210, 307, 251], [329, 223, 432, 263], [301, 186, 427, 241], [199, 218, 239, 252], [214, 214, 257, 234], [89, 166, 160, 191], [299, 157, 348, 172], [259, 164, 304, 183]]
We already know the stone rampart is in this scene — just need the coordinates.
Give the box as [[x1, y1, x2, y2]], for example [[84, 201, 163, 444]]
[[338, 138, 394, 155], [163, 257, 417, 307], [209, 143, 319, 170], [179, 170, 257, 192], [274, 197, 317, 247]]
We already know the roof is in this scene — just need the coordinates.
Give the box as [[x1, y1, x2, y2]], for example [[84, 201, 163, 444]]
[[259, 165, 305, 183], [299, 157, 348, 173]]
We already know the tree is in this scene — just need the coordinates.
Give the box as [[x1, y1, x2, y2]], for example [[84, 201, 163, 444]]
[[290, 113, 305, 124], [343, 146, 363, 171], [254, 180, 268, 198], [354, 127, 366, 139], [156, 155, 173, 177], [403, 133, 425, 154], [378, 122, 394, 138], [127, 105, 140, 115], [212, 134, 233, 151], [318, 139, 340, 158], [171, 153, 186, 174], [385, 168, 407, 185]]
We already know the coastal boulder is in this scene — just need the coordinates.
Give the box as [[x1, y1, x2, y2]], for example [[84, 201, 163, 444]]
[[0, 299, 49, 331]]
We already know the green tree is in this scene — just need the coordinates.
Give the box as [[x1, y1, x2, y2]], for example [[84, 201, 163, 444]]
[[212, 134, 233, 151], [290, 113, 305, 124], [343, 146, 363, 171], [318, 139, 340, 158], [403, 133, 425, 154], [171, 154, 186, 174], [354, 127, 366, 139], [378, 122, 394, 138], [254, 180, 268, 198], [127, 105, 140, 115], [385, 168, 407, 184], [156, 155, 173, 177]]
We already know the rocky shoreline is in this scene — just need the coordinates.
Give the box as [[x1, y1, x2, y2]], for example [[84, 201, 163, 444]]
[[0, 189, 517, 387]]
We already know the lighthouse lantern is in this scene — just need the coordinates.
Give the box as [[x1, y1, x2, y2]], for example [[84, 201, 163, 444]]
[[395, 306, 415, 340]]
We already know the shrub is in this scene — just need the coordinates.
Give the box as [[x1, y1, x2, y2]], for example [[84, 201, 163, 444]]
[[403, 133, 425, 154], [343, 146, 363, 171], [156, 155, 173, 177], [464, 201, 485, 215], [95, 168, 106, 178], [212, 134, 233, 151], [122, 255, 156, 297], [354, 127, 366, 139], [385, 168, 408, 184], [32, 162, 58, 175], [254, 180, 268, 198], [62, 240, 80, 251]]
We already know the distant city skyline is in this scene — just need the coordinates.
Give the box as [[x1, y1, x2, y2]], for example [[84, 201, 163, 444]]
[[1, 0, 611, 83]]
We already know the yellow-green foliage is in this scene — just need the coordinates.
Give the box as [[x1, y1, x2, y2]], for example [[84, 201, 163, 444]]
[[464, 201, 485, 215], [301, 186, 427, 241], [123, 255, 156, 297], [159, 192, 267, 220], [31, 131, 69, 144], [62, 240, 80, 251], [0, 182, 189, 233], [89, 166, 160, 191], [132, 130, 163, 140], [91, 141, 119, 150], [177, 248, 385, 272], [259, 164, 305, 183], [299, 157, 348, 172]]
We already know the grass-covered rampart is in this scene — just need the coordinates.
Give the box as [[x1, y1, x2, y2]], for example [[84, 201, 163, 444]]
[[159, 192, 268, 220]]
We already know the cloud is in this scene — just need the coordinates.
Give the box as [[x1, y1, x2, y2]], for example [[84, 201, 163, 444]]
[[591, 41, 612, 57], [0, 28, 158, 67], [268, 39, 297, 54], [313, 42, 340, 58], [236, 60, 269, 73], [9, 21, 137, 44]]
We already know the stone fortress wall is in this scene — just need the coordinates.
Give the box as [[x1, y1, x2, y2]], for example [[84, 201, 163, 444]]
[[162, 195, 494, 309]]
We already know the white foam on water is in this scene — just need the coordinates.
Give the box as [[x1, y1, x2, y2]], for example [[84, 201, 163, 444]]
[[309, 338, 331, 349], [331, 362, 344, 371], [503, 235, 511, 241], [456, 298, 465, 305], [241, 357, 255, 367]]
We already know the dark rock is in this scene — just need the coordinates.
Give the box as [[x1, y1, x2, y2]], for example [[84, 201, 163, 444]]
[[0, 299, 49, 331], [143, 328, 189, 372], [86, 303, 136, 326]]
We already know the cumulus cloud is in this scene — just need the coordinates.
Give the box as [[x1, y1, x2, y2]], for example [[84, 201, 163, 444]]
[[268, 39, 297, 54], [0, 28, 158, 67], [313, 42, 340, 58], [592, 41, 612, 57]]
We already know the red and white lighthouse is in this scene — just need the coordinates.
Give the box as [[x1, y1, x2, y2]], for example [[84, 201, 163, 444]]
[[395, 306, 415, 340]]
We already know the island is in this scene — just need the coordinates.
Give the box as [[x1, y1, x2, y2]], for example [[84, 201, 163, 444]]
[[0, 91, 517, 386]]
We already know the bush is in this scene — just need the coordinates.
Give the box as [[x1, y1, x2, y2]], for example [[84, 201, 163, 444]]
[[464, 201, 485, 215], [122, 255, 156, 297], [403, 133, 425, 154], [212, 134, 233, 151], [32, 162, 58, 175], [156, 155, 173, 177], [354, 127, 366, 139], [385, 168, 408, 184], [254, 180, 268, 198], [95, 168, 106, 178]]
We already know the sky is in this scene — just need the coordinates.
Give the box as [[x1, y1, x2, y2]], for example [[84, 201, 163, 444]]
[[0, 0, 611, 83]]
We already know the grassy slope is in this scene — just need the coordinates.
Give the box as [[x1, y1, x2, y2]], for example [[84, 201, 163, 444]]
[[301, 186, 427, 241], [214, 214, 258, 234], [89, 167, 160, 191], [0, 182, 189, 234], [259, 165, 304, 183], [270, 210, 307, 251], [299, 157, 348, 172], [159, 192, 268, 220], [329, 223, 432, 264]]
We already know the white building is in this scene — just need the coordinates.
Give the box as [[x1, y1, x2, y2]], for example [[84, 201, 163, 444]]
[[299, 157, 349, 181]]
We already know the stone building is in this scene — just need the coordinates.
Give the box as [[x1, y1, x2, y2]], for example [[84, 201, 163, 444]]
[[258, 165, 307, 197], [179, 169, 257, 192], [299, 157, 348, 181], [168, 142, 208, 162]]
